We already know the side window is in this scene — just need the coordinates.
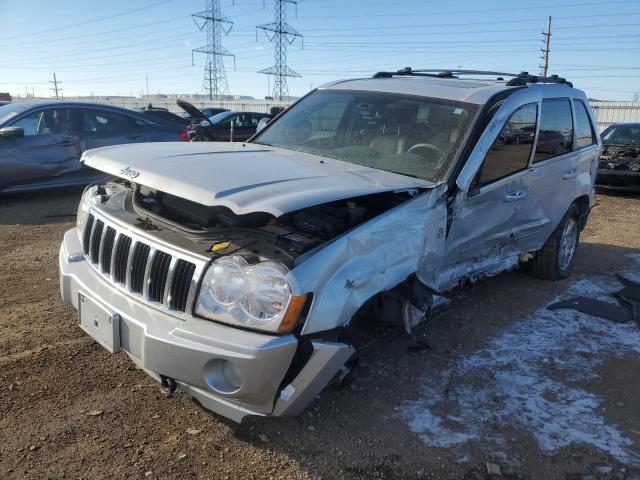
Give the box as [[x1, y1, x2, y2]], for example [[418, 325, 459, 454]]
[[82, 109, 136, 134], [477, 103, 537, 186], [574, 100, 596, 148], [250, 115, 269, 126], [533, 98, 573, 162], [12, 108, 73, 136]]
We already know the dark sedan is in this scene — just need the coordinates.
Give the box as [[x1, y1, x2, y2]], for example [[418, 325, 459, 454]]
[[200, 111, 273, 142], [596, 122, 640, 192], [0, 101, 189, 193], [137, 105, 192, 127]]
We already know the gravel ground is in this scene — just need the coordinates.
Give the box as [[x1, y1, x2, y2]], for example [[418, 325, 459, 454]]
[[0, 189, 639, 480]]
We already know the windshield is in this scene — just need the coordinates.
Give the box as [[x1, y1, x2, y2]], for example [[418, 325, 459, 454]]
[[601, 124, 640, 146], [209, 111, 233, 124], [253, 89, 478, 181], [0, 103, 30, 125]]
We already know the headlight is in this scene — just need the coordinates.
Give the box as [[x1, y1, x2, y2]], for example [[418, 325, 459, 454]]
[[195, 256, 307, 333], [76, 185, 100, 242]]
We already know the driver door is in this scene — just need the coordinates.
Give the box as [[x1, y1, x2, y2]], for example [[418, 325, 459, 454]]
[[437, 103, 539, 288]]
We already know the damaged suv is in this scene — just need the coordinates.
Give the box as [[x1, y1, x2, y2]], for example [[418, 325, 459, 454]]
[[59, 69, 598, 421]]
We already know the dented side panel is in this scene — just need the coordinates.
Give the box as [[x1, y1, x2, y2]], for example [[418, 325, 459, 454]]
[[292, 185, 448, 335]]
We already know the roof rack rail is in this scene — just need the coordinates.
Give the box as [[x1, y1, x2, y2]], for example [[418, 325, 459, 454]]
[[372, 68, 572, 87]]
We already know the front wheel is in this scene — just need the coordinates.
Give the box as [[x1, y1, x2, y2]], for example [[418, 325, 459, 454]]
[[528, 204, 580, 280]]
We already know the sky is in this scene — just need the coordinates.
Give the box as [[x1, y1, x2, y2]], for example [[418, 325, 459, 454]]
[[1, 0, 639, 101]]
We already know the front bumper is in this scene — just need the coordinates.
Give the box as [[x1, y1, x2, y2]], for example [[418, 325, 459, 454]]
[[59, 228, 354, 421], [596, 169, 640, 192]]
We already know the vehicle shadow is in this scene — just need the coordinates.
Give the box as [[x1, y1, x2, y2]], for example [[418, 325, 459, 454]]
[[217, 241, 640, 478], [0, 187, 84, 226]]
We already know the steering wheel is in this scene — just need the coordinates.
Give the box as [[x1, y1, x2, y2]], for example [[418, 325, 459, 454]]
[[406, 143, 444, 160]]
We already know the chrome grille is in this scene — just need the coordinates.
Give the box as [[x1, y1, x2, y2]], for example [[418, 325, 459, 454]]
[[81, 209, 206, 316]]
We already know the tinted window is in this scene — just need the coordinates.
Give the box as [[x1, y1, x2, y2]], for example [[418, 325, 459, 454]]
[[478, 103, 537, 186], [249, 114, 270, 126], [12, 108, 74, 136], [574, 100, 596, 148], [533, 98, 573, 162], [82, 109, 136, 134]]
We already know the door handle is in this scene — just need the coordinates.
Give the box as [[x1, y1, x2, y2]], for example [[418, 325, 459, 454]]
[[563, 169, 579, 179], [504, 190, 528, 202], [125, 135, 141, 139], [56, 140, 76, 146]]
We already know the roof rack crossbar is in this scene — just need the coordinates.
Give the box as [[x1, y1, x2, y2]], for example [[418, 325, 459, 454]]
[[372, 67, 572, 87]]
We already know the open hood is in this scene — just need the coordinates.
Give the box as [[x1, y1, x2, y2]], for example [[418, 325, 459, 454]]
[[81, 142, 433, 217], [176, 99, 207, 120]]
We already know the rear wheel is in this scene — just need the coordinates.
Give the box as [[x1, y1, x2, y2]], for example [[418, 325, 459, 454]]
[[528, 204, 580, 280]]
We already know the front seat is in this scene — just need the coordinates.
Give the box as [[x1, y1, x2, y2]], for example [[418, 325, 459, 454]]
[[369, 106, 416, 156]]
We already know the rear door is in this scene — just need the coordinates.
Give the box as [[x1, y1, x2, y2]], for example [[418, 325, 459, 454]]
[[0, 107, 81, 190], [513, 98, 582, 251], [80, 108, 145, 151], [231, 114, 256, 141]]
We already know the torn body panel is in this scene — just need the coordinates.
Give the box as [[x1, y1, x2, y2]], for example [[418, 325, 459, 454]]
[[293, 184, 448, 335]]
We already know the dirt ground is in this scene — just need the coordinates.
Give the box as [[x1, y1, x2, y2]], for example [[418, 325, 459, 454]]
[[1, 189, 639, 480]]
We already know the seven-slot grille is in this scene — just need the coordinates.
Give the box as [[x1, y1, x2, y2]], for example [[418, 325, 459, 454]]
[[82, 212, 199, 313]]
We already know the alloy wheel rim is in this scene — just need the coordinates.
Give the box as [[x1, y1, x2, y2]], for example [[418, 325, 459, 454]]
[[559, 217, 578, 272]]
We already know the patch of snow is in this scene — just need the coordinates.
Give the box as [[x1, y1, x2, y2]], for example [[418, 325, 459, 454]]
[[400, 254, 640, 465]]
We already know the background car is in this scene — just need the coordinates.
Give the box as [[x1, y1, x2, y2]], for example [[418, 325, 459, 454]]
[[137, 104, 192, 127], [0, 101, 189, 193], [596, 122, 640, 191], [199, 111, 273, 142], [176, 99, 229, 121]]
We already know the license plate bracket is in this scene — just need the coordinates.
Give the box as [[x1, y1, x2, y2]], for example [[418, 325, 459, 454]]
[[78, 293, 121, 353]]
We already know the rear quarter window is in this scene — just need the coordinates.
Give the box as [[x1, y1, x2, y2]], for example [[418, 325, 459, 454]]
[[574, 100, 596, 148]]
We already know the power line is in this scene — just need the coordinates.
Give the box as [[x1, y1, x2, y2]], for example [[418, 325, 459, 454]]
[[0, 0, 175, 41], [257, 0, 303, 100], [192, 0, 235, 99]]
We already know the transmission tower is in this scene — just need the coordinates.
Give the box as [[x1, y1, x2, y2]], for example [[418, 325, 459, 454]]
[[257, 0, 303, 100], [192, 0, 234, 100], [539, 16, 552, 77], [49, 73, 62, 99]]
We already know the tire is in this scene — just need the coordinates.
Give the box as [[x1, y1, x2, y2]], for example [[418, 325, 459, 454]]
[[528, 204, 580, 280]]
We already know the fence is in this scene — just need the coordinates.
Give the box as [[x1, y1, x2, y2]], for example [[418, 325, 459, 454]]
[[10, 96, 640, 130], [45, 96, 291, 115], [590, 101, 640, 130]]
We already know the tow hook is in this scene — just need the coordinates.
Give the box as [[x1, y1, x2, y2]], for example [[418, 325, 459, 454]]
[[160, 375, 177, 395]]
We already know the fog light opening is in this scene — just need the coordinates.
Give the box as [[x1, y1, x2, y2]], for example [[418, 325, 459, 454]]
[[204, 359, 244, 394]]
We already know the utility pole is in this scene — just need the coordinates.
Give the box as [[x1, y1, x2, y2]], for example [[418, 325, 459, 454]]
[[257, 0, 303, 101], [145, 74, 149, 97], [49, 73, 62, 99], [192, 0, 234, 100], [539, 16, 552, 77]]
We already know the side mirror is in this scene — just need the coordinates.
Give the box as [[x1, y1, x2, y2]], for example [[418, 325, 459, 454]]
[[0, 126, 24, 138], [199, 120, 211, 128]]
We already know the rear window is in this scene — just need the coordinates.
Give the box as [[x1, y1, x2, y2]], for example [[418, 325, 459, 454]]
[[574, 100, 596, 148], [533, 98, 574, 162]]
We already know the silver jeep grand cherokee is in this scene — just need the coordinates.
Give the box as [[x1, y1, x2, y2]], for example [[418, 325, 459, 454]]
[[59, 69, 599, 421]]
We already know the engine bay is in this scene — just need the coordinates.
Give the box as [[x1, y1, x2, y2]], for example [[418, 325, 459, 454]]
[[125, 182, 416, 267], [599, 144, 640, 172]]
